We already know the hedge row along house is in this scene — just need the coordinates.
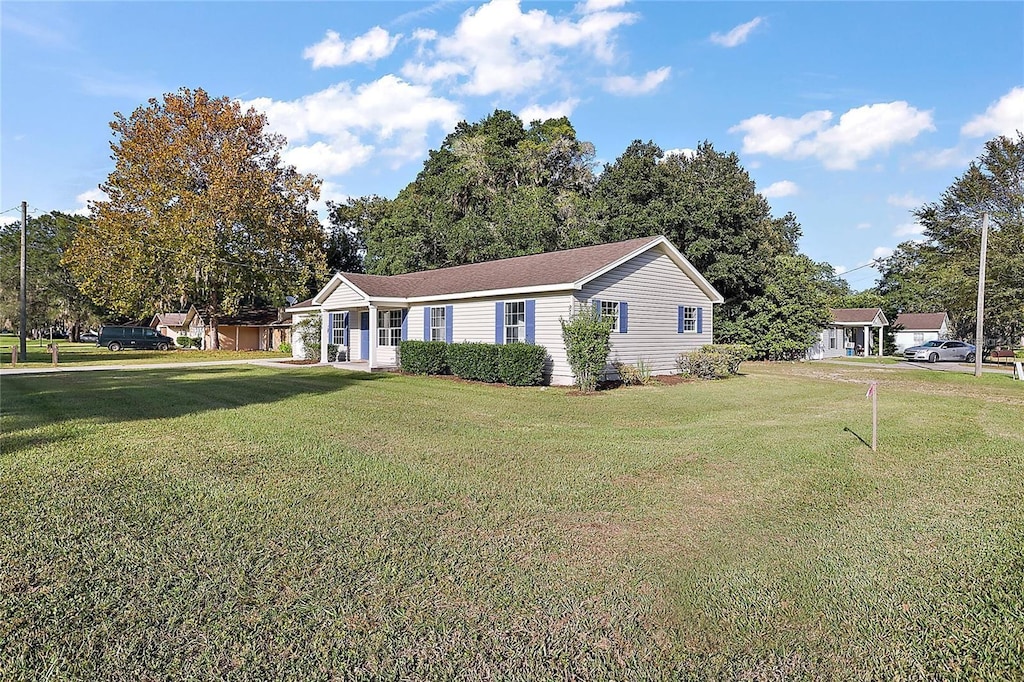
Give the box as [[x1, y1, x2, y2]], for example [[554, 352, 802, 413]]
[[287, 236, 724, 386]]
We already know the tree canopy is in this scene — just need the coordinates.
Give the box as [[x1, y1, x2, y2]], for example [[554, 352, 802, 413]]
[[877, 133, 1024, 343], [356, 110, 600, 275], [63, 87, 326, 346], [0, 212, 102, 338]]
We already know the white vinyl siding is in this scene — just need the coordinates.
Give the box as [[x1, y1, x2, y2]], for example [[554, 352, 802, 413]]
[[578, 246, 714, 377], [321, 281, 365, 310]]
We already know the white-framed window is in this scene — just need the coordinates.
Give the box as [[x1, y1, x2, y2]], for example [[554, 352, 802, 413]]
[[828, 330, 837, 349], [331, 313, 345, 345], [430, 307, 446, 342], [504, 301, 526, 344], [377, 309, 403, 347], [683, 306, 697, 332], [913, 332, 925, 344], [600, 301, 619, 330]]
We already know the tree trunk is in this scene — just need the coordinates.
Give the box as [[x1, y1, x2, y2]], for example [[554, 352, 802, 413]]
[[210, 314, 220, 349]]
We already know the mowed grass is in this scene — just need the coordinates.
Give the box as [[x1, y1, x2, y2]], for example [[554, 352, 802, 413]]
[[1, 362, 1021, 679], [0, 334, 287, 368]]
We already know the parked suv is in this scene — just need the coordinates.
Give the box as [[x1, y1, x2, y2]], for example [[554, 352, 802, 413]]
[[97, 326, 175, 352]]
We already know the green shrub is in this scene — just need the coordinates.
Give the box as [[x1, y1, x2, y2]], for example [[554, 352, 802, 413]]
[[613, 358, 652, 386], [498, 343, 548, 386], [560, 305, 614, 392], [294, 316, 321, 361], [191, 337, 203, 349], [677, 344, 751, 380], [399, 340, 450, 375], [327, 344, 340, 362], [448, 343, 501, 383], [279, 341, 292, 355], [175, 336, 191, 348]]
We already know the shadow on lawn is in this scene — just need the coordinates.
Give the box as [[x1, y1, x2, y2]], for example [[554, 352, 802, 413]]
[[0, 366, 390, 455], [842, 426, 871, 449]]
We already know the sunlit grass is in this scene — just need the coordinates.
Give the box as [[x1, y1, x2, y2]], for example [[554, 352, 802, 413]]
[[0, 333, 287, 368], [1, 362, 1021, 678]]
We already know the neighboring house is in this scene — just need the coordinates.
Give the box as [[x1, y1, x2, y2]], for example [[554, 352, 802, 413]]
[[209, 306, 293, 351], [150, 305, 292, 350], [150, 305, 205, 346], [287, 236, 724, 385], [892, 312, 950, 352], [807, 308, 889, 359]]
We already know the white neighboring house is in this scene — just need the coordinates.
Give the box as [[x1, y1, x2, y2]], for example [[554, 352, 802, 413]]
[[892, 312, 950, 352], [287, 236, 724, 385], [807, 308, 889, 359]]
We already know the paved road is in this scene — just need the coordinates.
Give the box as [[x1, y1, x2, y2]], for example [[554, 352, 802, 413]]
[[819, 358, 1017, 376]]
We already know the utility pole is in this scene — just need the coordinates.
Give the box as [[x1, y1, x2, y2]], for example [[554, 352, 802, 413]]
[[19, 201, 27, 362], [974, 212, 989, 378]]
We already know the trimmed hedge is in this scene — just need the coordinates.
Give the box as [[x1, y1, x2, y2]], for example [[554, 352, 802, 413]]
[[398, 340, 548, 386], [176, 336, 192, 348], [498, 343, 547, 386], [398, 340, 450, 375], [448, 343, 501, 383], [677, 343, 752, 379]]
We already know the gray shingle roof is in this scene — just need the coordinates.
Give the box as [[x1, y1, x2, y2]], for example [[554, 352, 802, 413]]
[[893, 312, 947, 331], [341, 236, 661, 298]]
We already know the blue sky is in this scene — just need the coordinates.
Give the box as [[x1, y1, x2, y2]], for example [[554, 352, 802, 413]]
[[2, 0, 1022, 290]]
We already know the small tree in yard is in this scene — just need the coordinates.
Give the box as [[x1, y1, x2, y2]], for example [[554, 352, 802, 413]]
[[560, 305, 614, 392], [294, 315, 321, 361]]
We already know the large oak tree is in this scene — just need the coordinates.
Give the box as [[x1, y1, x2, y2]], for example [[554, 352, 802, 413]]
[[64, 88, 326, 346]]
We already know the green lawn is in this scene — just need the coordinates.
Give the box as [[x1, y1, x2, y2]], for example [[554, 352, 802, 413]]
[[1, 362, 1021, 679], [0, 333, 288, 368]]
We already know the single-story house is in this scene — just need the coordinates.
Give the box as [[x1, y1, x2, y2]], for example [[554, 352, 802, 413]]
[[150, 305, 292, 350], [892, 312, 950, 352], [210, 307, 293, 351], [807, 308, 889, 359], [150, 306, 205, 344], [287, 235, 724, 385]]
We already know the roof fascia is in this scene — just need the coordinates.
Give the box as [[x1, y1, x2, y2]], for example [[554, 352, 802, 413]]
[[312, 273, 370, 306], [574, 236, 726, 304]]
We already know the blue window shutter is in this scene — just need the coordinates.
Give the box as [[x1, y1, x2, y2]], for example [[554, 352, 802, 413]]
[[445, 305, 453, 343], [592, 298, 601, 315], [423, 306, 431, 341], [697, 307, 703, 334], [620, 301, 628, 333], [359, 312, 369, 360], [343, 312, 350, 347], [525, 299, 536, 344], [677, 306, 684, 333], [328, 313, 335, 339], [495, 301, 504, 344], [401, 310, 408, 340]]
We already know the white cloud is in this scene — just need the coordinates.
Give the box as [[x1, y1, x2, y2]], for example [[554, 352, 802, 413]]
[[856, 222, 871, 230], [73, 187, 107, 216], [282, 138, 375, 177], [730, 101, 935, 170], [961, 86, 1024, 138], [603, 66, 671, 96], [303, 27, 401, 69], [578, 0, 628, 13], [519, 98, 580, 123], [911, 144, 974, 170], [761, 180, 799, 198], [833, 264, 848, 275], [872, 246, 893, 261], [710, 17, 763, 48], [0, 216, 21, 227], [662, 148, 696, 160], [245, 75, 461, 178], [887, 192, 924, 209], [893, 222, 925, 238], [406, 0, 638, 96]]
